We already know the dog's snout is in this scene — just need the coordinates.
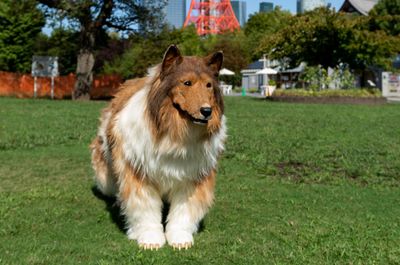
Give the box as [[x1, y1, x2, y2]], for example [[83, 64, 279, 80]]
[[200, 107, 212, 119]]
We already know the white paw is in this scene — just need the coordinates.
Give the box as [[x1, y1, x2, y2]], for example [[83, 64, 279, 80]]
[[166, 230, 194, 250], [127, 228, 166, 250]]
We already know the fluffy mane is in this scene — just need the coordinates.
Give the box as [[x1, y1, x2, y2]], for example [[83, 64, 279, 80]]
[[145, 57, 224, 143]]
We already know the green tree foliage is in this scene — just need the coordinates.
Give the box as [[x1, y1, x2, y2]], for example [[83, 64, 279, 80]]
[[210, 31, 251, 74], [341, 17, 400, 70], [94, 35, 131, 75], [34, 29, 80, 75], [0, 0, 45, 72], [103, 26, 251, 85], [371, 0, 400, 16], [210, 31, 251, 85], [301, 65, 355, 90], [37, 0, 166, 99], [244, 7, 292, 58], [257, 9, 345, 68], [178, 26, 207, 56], [103, 25, 205, 79], [369, 0, 400, 36], [257, 8, 400, 71]]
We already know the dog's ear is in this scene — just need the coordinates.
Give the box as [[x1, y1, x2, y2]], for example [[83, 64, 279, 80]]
[[161, 45, 183, 73], [205, 51, 223, 77]]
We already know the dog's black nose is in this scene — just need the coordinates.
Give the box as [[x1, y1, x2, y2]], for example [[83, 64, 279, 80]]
[[200, 107, 212, 118]]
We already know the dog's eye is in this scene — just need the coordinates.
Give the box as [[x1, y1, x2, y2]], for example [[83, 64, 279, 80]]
[[206, 83, 212, 88], [184, 81, 192, 86]]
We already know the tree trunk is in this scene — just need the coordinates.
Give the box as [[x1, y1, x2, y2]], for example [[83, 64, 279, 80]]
[[73, 49, 95, 100], [360, 69, 366, 88]]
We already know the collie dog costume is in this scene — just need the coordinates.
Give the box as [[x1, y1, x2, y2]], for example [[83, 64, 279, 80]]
[[91, 45, 226, 250]]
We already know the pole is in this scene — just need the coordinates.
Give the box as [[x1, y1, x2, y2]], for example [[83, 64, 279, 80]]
[[51, 76, 54, 99], [34, 76, 37, 98]]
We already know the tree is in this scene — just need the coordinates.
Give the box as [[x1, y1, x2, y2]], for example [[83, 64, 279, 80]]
[[37, 0, 166, 100], [371, 0, 400, 16], [244, 7, 292, 58], [257, 8, 400, 72], [34, 29, 80, 75], [94, 33, 131, 75], [103, 25, 205, 79], [211, 31, 251, 77], [257, 8, 345, 68], [369, 0, 400, 36], [0, 0, 45, 72], [103, 26, 252, 86]]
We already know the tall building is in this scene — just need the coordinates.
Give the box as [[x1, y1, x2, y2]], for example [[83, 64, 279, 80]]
[[165, 0, 187, 28], [260, 2, 274, 13], [139, 0, 186, 29], [297, 0, 302, 14], [231, 0, 247, 26], [297, 0, 327, 14]]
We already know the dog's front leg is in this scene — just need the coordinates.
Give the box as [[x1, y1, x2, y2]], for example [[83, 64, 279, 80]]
[[118, 169, 165, 250], [165, 171, 215, 249]]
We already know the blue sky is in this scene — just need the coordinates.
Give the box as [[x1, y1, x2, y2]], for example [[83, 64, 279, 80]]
[[43, 0, 346, 35], [245, 0, 345, 15], [185, 1, 346, 19]]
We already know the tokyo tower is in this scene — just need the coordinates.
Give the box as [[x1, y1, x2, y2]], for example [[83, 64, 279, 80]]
[[184, 0, 240, 35]]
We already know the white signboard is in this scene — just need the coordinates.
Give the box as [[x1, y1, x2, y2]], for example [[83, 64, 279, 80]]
[[32, 56, 59, 77], [382, 72, 400, 98], [31, 56, 59, 99]]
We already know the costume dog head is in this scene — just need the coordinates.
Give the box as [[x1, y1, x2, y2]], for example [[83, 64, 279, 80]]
[[148, 45, 224, 141]]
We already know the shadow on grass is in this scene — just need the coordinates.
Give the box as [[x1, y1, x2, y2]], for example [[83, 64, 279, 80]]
[[92, 186, 205, 234], [91, 186, 127, 234], [161, 202, 205, 233]]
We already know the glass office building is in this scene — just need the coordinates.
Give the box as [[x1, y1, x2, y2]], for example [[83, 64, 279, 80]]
[[165, 0, 187, 28], [142, 0, 186, 29], [297, 0, 326, 13], [231, 0, 247, 27], [260, 2, 274, 13]]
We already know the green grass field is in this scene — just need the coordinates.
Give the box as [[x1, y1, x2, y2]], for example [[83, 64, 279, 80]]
[[1, 97, 400, 264]]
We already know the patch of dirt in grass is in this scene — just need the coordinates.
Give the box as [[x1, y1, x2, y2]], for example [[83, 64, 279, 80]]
[[274, 161, 373, 186], [331, 167, 370, 186], [275, 161, 320, 183]]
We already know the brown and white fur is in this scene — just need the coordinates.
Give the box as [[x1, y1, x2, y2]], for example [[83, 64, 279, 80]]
[[90, 45, 226, 250]]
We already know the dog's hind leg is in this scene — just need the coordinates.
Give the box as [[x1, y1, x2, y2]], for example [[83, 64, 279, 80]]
[[165, 170, 216, 250], [90, 137, 117, 197]]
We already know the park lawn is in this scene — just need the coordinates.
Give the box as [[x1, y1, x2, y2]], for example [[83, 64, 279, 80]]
[[1, 97, 400, 264]]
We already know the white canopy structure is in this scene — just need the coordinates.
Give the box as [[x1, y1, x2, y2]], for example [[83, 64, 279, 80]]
[[219, 68, 235, 75], [256, 68, 278, 75], [339, 0, 378, 16]]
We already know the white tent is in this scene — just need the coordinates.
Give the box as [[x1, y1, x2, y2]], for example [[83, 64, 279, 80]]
[[219, 68, 235, 75], [255, 68, 278, 75], [256, 67, 278, 96]]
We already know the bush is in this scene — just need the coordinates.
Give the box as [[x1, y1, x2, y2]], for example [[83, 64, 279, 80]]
[[233, 87, 242, 93], [300, 65, 356, 90], [273, 88, 382, 98], [248, 88, 259, 93]]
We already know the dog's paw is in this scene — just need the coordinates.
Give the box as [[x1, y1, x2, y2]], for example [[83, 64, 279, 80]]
[[127, 228, 166, 250], [166, 230, 194, 250]]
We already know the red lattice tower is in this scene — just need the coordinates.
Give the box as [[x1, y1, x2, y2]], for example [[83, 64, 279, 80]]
[[184, 0, 240, 35]]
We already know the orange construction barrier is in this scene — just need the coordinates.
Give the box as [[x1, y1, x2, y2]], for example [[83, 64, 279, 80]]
[[0, 71, 123, 99]]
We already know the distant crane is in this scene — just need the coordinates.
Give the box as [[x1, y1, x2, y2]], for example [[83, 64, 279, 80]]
[[184, 0, 240, 35]]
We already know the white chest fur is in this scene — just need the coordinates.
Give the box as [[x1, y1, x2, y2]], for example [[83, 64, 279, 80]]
[[115, 88, 226, 187]]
